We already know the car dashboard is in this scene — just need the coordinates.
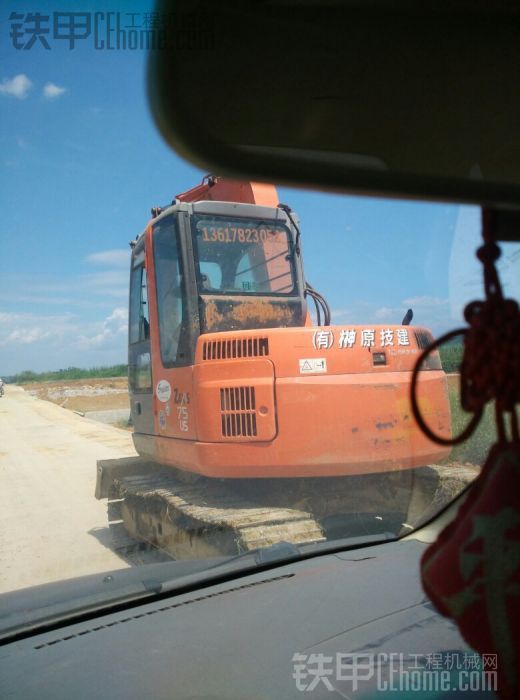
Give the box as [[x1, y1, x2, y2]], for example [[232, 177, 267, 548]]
[[0, 538, 492, 699]]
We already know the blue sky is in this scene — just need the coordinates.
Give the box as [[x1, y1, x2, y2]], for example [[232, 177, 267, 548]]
[[1, 1, 518, 376]]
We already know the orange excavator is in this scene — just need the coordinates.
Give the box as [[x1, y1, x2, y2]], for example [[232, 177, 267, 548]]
[[96, 176, 453, 557]]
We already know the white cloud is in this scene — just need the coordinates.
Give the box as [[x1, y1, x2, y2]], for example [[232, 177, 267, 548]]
[[2, 270, 128, 305], [75, 307, 128, 350], [374, 306, 404, 321], [4, 327, 51, 345], [43, 82, 67, 100], [0, 311, 31, 324], [0, 312, 26, 323], [0, 312, 74, 348], [83, 271, 128, 298], [85, 249, 129, 267], [330, 308, 353, 323], [0, 74, 32, 99], [0, 294, 106, 308], [402, 296, 448, 308], [0, 309, 128, 374]]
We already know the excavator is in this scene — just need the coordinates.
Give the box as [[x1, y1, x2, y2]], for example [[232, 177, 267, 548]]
[[96, 176, 458, 559]]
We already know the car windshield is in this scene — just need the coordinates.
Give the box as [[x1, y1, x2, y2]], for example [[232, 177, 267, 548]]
[[1, 1, 519, 631]]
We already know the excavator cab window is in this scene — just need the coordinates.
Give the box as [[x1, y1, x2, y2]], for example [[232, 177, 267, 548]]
[[129, 263, 150, 344], [234, 251, 256, 292], [129, 254, 153, 399], [192, 215, 296, 296], [199, 262, 222, 290], [152, 215, 189, 367]]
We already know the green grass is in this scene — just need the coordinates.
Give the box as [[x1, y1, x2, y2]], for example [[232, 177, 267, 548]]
[[9, 364, 128, 384], [435, 342, 495, 465], [439, 343, 463, 373], [443, 379, 497, 466]]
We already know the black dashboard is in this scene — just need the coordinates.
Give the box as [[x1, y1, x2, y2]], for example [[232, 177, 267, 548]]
[[0, 540, 492, 699]]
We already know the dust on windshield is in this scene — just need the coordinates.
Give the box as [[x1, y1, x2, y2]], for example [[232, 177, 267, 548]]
[[1, 4, 518, 599]]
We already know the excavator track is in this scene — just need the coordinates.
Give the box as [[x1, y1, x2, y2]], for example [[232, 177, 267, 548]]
[[107, 469, 325, 559], [97, 457, 479, 560]]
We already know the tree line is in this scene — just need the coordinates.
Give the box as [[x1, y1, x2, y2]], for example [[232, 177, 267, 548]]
[[7, 365, 128, 384]]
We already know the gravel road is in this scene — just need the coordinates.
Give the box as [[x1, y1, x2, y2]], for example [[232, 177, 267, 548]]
[[0, 386, 138, 593]]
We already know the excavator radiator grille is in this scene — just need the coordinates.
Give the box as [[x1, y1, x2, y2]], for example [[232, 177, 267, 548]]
[[413, 330, 442, 369], [220, 386, 257, 437], [203, 336, 269, 361], [414, 330, 434, 349]]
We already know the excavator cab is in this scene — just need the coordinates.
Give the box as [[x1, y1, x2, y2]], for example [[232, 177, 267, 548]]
[[130, 187, 305, 360], [128, 180, 307, 443]]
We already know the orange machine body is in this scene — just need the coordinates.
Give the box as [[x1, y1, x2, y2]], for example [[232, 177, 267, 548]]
[[134, 323, 451, 478], [129, 177, 451, 478], [176, 177, 279, 208]]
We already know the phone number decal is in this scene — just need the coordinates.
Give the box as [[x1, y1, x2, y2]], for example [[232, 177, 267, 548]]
[[200, 226, 281, 244]]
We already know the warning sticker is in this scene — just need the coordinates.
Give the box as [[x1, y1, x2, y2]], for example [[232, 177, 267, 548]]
[[299, 358, 327, 374]]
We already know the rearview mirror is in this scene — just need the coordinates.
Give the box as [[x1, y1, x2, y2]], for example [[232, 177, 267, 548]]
[[148, 1, 520, 209]]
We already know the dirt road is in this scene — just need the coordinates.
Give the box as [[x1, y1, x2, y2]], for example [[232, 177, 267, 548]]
[[0, 386, 137, 594]]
